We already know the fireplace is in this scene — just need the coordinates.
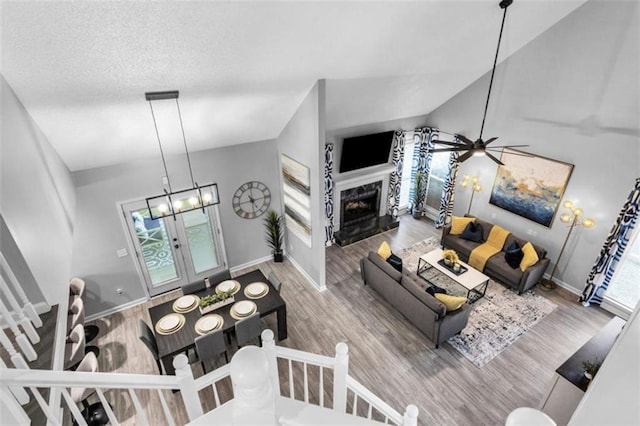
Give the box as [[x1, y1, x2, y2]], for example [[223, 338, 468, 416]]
[[333, 180, 399, 246]]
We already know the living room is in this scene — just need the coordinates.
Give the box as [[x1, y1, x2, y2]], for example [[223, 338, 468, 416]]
[[1, 1, 638, 424]]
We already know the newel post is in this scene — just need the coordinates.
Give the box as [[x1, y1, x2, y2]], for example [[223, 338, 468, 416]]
[[261, 329, 280, 396], [230, 346, 277, 424], [403, 404, 419, 426], [173, 354, 203, 421], [332, 342, 349, 413]]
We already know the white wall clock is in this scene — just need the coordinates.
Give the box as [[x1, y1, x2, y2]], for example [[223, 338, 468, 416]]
[[232, 181, 271, 219]]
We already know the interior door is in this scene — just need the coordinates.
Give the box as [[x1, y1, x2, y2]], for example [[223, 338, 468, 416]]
[[122, 200, 228, 297]]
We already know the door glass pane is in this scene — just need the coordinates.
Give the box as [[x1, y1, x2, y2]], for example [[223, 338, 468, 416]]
[[130, 209, 178, 286], [182, 209, 220, 274], [606, 228, 640, 311]]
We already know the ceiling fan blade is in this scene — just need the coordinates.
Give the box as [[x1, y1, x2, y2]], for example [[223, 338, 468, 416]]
[[600, 126, 640, 137], [486, 148, 533, 157], [484, 137, 499, 145], [455, 134, 474, 145], [428, 148, 468, 153], [486, 145, 529, 149], [432, 140, 466, 147], [457, 151, 474, 163], [485, 151, 504, 166]]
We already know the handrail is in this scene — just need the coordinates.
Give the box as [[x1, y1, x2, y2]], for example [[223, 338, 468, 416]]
[[275, 346, 335, 367], [346, 375, 403, 425], [193, 363, 231, 389]]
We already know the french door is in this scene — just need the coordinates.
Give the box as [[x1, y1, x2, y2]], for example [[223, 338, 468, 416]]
[[122, 200, 228, 296]]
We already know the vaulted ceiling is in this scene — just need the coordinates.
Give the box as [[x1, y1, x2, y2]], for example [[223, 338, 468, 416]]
[[1, 1, 588, 171]]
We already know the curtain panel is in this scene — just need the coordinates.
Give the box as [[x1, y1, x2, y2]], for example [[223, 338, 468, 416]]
[[435, 141, 460, 228], [409, 127, 435, 215], [386, 131, 405, 218], [324, 143, 335, 246], [581, 177, 640, 306]]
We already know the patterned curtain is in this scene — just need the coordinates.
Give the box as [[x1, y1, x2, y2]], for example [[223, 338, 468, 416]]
[[435, 146, 460, 228], [409, 127, 435, 215], [581, 178, 640, 306], [324, 144, 335, 246], [386, 131, 405, 218]]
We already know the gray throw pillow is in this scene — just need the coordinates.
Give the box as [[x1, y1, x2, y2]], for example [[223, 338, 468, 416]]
[[460, 221, 484, 243]]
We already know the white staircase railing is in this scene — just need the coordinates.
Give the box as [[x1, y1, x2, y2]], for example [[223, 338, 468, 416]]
[[0, 329, 418, 425]]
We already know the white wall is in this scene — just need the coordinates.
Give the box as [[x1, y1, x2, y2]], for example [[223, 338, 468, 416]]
[[0, 75, 76, 306], [276, 81, 326, 290], [71, 139, 282, 316]]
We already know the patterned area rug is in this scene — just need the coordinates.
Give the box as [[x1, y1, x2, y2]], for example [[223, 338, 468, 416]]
[[397, 237, 557, 368]]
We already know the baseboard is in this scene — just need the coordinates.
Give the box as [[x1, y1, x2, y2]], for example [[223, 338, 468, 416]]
[[287, 255, 326, 292], [85, 297, 148, 322], [230, 255, 273, 274], [542, 273, 582, 297]]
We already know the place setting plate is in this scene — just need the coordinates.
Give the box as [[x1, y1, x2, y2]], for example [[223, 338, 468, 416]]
[[195, 314, 224, 335], [215, 279, 241, 295], [155, 313, 186, 335], [230, 300, 257, 320], [244, 282, 269, 299], [172, 294, 200, 313]]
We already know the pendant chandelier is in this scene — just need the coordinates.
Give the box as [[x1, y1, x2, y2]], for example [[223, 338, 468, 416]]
[[145, 90, 219, 220]]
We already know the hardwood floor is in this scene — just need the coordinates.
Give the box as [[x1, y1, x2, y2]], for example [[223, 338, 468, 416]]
[[83, 214, 613, 425]]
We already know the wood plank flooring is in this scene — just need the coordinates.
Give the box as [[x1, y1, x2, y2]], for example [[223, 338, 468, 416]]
[[81, 215, 612, 426]]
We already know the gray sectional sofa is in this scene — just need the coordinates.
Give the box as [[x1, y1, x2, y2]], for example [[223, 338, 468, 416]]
[[360, 251, 471, 348], [441, 216, 550, 294]]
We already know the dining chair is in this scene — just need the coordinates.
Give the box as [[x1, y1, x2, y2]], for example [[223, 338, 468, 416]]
[[208, 269, 232, 286], [65, 324, 86, 370], [181, 280, 206, 295], [194, 329, 229, 374], [67, 297, 100, 344], [138, 319, 164, 374], [268, 272, 282, 293], [234, 312, 262, 348], [70, 352, 109, 425], [68, 277, 100, 343]]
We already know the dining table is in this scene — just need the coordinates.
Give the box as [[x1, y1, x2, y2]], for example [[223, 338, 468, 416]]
[[148, 269, 287, 375]]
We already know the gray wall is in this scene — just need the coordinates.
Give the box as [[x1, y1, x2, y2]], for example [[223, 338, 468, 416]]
[[424, 0, 639, 293], [276, 81, 326, 289], [0, 75, 76, 306], [71, 139, 281, 316]]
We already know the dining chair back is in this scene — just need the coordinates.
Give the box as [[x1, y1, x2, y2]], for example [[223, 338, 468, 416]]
[[69, 277, 86, 299], [181, 280, 206, 295], [208, 269, 232, 286], [194, 329, 229, 374], [70, 352, 109, 425], [67, 297, 85, 334], [138, 319, 163, 374], [234, 312, 262, 347], [65, 323, 86, 370], [268, 272, 282, 293]]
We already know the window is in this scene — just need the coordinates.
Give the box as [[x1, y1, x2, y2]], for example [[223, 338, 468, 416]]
[[604, 226, 640, 313], [399, 132, 416, 209]]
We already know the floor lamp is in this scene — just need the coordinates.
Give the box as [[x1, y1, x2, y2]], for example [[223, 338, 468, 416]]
[[542, 200, 596, 289], [460, 175, 482, 215]]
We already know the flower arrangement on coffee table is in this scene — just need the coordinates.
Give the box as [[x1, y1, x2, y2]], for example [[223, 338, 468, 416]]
[[442, 249, 462, 272]]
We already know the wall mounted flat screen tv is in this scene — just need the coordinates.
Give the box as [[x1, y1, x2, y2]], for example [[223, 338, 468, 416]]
[[339, 131, 394, 173]]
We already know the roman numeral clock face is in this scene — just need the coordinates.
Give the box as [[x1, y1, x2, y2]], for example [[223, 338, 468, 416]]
[[232, 181, 271, 219]]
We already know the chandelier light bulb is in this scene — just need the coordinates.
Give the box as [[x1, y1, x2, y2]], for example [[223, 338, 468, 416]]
[[158, 204, 169, 214], [188, 196, 199, 207], [173, 200, 183, 211], [202, 193, 213, 204]]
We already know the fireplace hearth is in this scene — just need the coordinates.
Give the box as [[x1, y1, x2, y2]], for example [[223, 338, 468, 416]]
[[333, 181, 399, 246]]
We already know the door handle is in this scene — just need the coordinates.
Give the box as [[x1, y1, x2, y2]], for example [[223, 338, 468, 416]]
[[174, 244, 180, 249]]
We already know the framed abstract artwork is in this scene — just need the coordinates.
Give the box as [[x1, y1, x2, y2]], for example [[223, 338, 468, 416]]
[[489, 148, 574, 227], [281, 154, 312, 247]]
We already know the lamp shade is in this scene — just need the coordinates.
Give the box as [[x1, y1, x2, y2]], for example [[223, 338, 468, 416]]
[[582, 217, 596, 228], [559, 213, 572, 223]]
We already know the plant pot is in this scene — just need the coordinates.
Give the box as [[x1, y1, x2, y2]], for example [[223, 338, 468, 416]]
[[584, 371, 593, 380], [273, 250, 283, 263], [412, 209, 422, 219], [453, 263, 461, 272], [444, 259, 452, 266], [199, 296, 235, 314]]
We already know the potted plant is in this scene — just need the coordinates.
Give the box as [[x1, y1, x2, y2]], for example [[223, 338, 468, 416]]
[[412, 171, 425, 219], [264, 210, 284, 262], [582, 358, 602, 380], [198, 290, 235, 314]]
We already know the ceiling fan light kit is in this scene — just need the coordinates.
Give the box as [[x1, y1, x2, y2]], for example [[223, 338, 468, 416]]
[[430, 0, 527, 165], [144, 90, 220, 220]]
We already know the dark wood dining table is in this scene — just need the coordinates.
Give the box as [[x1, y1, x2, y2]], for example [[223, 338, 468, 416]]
[[148, 269, 287, 375]]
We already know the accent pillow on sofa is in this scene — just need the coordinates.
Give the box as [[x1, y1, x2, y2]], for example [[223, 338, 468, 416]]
[[504, 241, 524, 269], [386, 253, 403, 272], [460, 221, 484, 243], [426, 284, 447, 296], [377, 241, 392, 260], [450, 216, 476, 235], [435, 293, 467, 312], [520, 242, 540, 271]]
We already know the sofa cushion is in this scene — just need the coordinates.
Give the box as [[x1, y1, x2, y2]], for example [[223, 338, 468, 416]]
[[520, 242, 540, 271], [504, 241, 524, 269], [368, 251, 402, 282], [451, 216, 476, 235], [485, 255, 524, 287], [401, 271, 447, 319], [377, 241, 392, 260], [435, 293, 467, 312], [460, 221, 484, 243]]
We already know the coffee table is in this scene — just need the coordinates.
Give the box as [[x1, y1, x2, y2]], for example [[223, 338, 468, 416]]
[[417, 248, 490, 303]]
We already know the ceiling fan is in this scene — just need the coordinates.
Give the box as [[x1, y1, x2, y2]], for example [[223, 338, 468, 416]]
[[430, 0, 528, 166]]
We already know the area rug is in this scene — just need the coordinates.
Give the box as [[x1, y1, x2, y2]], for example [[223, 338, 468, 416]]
[[396, 237, 557, 368]]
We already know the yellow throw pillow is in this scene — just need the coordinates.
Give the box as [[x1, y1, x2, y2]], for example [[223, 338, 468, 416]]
[[520, 242, 540, 271], [434, 293, 468, 312], [450, 216, 476, 235], [377, 241, 392, 260]]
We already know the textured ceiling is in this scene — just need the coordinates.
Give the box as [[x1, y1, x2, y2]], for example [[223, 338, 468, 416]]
[[1, 1, 587, 171]]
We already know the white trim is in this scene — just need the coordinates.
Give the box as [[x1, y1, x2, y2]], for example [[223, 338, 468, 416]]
[[288, 255, 326, 292], [542, 273, 582, 296], [600, 298, 632, 320], [85, 297, 148, 322], [229, 255, 273, 274], [47, 287, 70, 425]]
